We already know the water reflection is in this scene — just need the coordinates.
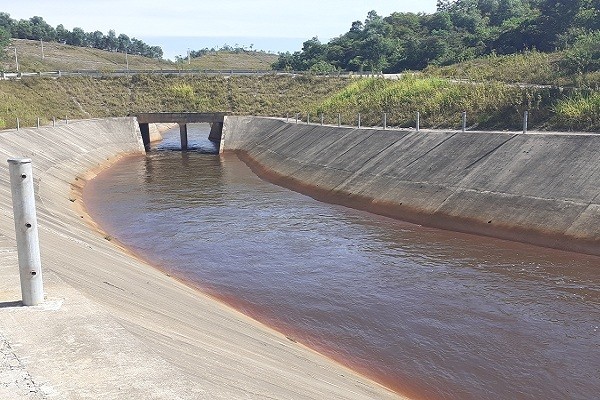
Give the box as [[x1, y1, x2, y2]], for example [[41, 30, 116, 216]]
[[83, 124, 600, 400]]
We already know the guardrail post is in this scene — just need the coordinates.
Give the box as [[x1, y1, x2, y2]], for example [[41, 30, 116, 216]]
[[8, 158, 44, 306], [358, 113, 361, 129], [523, 111, 529, 134], [416, 112, 420, 132], [462, 111, 467, 132]]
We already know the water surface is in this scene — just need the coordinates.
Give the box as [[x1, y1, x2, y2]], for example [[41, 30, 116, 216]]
[[83, 124, 600, 400]]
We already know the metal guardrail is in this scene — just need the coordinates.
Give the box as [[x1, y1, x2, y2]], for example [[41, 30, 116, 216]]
[[0, 69, 362, 80]]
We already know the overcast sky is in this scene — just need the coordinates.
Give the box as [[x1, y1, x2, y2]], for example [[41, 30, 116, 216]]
[[3, 0, 439, 58]]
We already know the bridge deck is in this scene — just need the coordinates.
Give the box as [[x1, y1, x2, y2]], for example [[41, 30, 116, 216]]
[[135, 112, 227, 124]]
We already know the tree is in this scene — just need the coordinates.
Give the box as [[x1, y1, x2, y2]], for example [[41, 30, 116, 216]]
[[0, 27, 10, 52]]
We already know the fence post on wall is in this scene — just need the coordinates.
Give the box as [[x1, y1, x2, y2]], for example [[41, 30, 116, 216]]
[[523, 111, 529, 134], [462, 111, 467, 132], [8, 158, 44, 306], [416, 112, 420, 132]]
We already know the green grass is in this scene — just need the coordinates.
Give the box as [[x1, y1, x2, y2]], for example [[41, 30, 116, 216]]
[[0, 74, 349, 129], [310, 76, 557, 130], [1, 39, 277, 72], [554, 92, 600, 130]]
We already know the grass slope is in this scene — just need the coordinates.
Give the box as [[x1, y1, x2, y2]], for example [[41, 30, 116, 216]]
[[0, 75, 348, 129], [1, 39, 276, 72]]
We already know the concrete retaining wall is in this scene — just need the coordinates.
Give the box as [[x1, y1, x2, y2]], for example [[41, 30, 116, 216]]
[[222, 116, 600, 257]]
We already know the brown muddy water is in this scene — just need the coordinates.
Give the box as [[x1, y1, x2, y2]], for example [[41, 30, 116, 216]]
[[83, 124, 599, 400]]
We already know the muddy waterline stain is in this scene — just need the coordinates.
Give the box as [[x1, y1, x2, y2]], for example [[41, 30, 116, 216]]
[[83, 125, 599, 400]]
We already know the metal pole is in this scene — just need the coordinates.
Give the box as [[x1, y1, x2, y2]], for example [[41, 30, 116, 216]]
[[307, 114, 310, 124], [16, 118, 20, 131], [416, 112, 420, 132], [358, 113, 361, 129], [40, 39, 44, 59], [286, 113, 289, 123], [8, 158, 44, 306], [462, 111, 467, 132], [338, 113, 341, 127], [383, 113, 387, 130], [523, 111, 529, 134], [296, 113, 299, 124], [320, 113, 324, 126], [37, 117, 40, 128], [52, 117, 56, 127], [14, 47, 19, 72], [125, 50, 129, 71], [65, 116, 68, 125]]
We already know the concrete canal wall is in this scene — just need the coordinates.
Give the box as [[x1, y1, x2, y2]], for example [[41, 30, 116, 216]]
[[0, 118, 402, 399], [222, 116, 600, 257]]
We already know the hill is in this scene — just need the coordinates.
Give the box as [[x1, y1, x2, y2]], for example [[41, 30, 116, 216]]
[[1, 39, 277, 72]]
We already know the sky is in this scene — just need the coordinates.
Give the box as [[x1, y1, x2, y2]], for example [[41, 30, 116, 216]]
[[3, 0, 439, 59]]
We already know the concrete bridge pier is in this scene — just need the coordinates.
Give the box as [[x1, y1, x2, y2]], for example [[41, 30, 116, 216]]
[[139, 123, 151, 151], [209, 122, 224, 142], [179, 123, 188, 150]]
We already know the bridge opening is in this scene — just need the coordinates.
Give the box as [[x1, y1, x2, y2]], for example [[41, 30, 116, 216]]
[[135, 112, 226, 151]]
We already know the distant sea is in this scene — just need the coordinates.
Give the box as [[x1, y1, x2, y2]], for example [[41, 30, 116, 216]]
[[139, 35, 309, 60]]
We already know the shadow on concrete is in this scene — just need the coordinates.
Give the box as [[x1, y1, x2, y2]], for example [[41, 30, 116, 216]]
[[0, 300, 23, 308]]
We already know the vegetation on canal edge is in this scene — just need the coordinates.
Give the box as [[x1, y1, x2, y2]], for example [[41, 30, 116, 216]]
[[0, 75, 348, 129]]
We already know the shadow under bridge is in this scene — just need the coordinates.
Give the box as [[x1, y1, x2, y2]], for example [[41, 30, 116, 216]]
[[135, 112, 227, 150]]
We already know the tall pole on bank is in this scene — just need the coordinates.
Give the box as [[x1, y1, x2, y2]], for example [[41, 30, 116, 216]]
[[8, 158, 44, 306]]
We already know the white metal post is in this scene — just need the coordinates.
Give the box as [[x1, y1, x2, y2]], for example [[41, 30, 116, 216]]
[[16, 118, 20, 131], [383, 113, 387, 130], [416, 112, 420, 132], [307, 114, 310, 124], [8, 158, 44, 306], [358, 113, 361, 128], [320, 113, 324, 126], [462, 111, 467, 132], [14, 47, 19, 72], [338, 113, 341, 127], [523, 111, 529, 134]]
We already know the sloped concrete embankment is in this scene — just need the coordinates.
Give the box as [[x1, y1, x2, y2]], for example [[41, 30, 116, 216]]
[[0, 118, 402, 399], [221, 116, 600, 257]]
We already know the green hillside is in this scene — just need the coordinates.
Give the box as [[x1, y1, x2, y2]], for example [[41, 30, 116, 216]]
[[1, 39, 276, 72]]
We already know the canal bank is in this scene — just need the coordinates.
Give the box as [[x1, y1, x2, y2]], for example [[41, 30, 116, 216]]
[[0, 118, 402, 399], [221, 116, 600, 257]]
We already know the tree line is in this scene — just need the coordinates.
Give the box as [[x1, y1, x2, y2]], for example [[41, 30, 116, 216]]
[[272, 0, 600, 73], [0, 13, 163, 59]]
